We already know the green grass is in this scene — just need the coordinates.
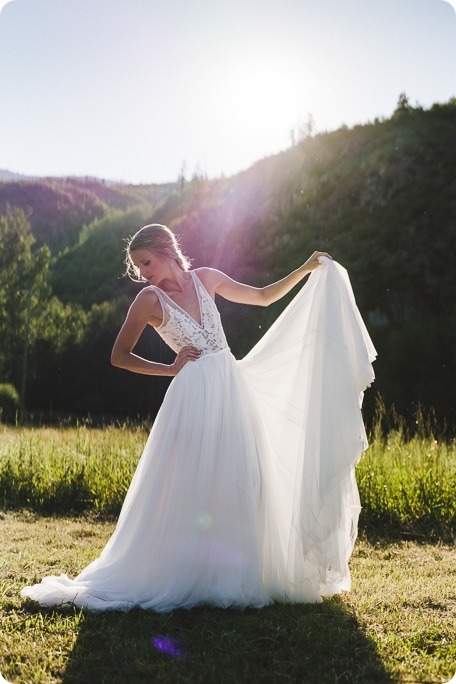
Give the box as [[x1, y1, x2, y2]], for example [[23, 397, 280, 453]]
[[0, 417, 455, 682], [357, 428, 455, 535], [0, 423, 147, 514], [1, 512, 455, 683], [0, 416, 455, 535]]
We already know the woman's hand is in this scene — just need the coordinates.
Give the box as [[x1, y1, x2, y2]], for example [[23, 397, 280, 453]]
[[302, 251, 333, 274], [170, 346, 202, 375]]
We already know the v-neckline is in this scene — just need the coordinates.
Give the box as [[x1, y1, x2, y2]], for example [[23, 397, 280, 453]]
[[156, 271, 203, 328]]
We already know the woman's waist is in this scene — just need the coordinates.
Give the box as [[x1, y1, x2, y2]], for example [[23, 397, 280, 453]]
[[174, 346, 233, 377], [197, 345, 231, 359]]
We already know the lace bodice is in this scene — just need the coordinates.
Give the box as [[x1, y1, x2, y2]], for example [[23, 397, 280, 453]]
[[152, 271, 229, 355]]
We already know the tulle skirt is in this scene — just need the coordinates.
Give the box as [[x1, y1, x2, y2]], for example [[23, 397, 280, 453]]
[[21, 259, 376, 611]]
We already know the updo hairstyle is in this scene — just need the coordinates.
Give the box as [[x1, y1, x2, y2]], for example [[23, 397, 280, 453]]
[[125, 224, 191, 282]]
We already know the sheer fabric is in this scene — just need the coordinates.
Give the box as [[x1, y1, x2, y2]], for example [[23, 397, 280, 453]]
[[21, 259, 376, 611]]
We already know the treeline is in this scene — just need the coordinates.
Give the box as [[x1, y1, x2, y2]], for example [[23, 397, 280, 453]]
[[0, 96, 455, 430]]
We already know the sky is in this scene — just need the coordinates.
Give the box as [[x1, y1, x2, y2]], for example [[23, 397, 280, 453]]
[[0, 0, 455, 184]]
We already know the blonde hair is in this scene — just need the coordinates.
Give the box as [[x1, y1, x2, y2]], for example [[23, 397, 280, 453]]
[[124, 224, 191, 281]]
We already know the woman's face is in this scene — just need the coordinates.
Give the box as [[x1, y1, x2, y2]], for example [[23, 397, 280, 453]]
[[130, 248, 166, 285]]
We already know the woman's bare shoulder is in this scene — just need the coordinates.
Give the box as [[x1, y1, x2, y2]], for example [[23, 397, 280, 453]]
[[193, 267, 226, 285], [132, 285, 160, 304], [129, 286, 162, 321]]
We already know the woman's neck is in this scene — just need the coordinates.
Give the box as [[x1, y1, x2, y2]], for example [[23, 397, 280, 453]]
[[158, 263, 191, 294]]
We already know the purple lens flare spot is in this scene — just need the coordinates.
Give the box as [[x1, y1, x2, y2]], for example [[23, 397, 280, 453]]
[[151, 635, 185, 658]]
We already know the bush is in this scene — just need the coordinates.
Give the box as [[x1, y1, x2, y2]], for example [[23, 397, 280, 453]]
[[0, 383, 19, 421]]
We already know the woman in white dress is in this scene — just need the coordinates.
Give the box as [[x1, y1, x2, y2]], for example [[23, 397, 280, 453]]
[[21, 224, 376, 612]]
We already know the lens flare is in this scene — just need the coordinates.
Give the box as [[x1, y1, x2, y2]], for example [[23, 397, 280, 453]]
[[151, 636, 185, 658], [196, 511, 212, 530]]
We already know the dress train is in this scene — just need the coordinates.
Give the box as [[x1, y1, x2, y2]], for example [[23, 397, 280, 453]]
[[20, 258, 376, 611]]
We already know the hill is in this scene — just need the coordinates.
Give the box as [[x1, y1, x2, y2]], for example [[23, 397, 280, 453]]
[[0, 177, 176, 251], [0, 97, 455, 427], [0, 169, 37, 181]]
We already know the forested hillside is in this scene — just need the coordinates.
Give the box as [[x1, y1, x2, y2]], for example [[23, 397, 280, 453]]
[[1, 97, 455, 428], [0, 177, 175, 251]]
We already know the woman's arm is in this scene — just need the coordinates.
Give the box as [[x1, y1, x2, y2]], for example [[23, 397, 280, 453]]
[[200, 251, 332, 306], [111, 289, 200, 375]]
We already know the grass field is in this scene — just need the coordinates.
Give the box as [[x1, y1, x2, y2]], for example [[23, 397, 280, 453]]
[[0, 417, 455, 683], [1, 513, 455, 683]]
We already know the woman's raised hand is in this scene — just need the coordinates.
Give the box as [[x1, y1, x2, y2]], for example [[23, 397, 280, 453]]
[[170, 346, 202, 375], [302, 251, 333, 273]]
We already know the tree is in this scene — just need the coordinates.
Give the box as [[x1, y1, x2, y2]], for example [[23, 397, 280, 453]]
[[290, 113, 316, 146], [0, 207, 51, 405], [395, 91, 412, 113]]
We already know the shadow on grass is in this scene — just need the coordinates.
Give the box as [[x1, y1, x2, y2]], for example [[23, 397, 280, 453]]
[[42, 598, 393, 684], [359, 521, 455, 546]]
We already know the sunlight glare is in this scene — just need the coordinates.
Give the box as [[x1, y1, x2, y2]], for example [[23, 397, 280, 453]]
[[213, 53, 303, 149], [0, 1, 14, 13]]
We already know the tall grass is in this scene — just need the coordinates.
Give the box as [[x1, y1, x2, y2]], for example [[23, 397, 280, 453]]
[[0, 423, 146, 514], [357, 400, 455, 535], [0, 406, 454, 535]]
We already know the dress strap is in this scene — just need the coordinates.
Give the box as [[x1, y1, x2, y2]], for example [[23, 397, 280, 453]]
[[150, 286, 169, 329]]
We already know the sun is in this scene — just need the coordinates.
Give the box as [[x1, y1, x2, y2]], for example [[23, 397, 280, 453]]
[[211, 52, 304, 154]]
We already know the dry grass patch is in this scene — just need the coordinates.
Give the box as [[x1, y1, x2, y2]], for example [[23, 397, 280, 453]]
[[0, 512, 455, 683]]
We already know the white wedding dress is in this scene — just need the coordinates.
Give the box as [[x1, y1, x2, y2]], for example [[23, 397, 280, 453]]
[[21, 258, 376, 611]]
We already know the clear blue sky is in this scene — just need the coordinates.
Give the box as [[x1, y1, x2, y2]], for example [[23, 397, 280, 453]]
[[0, 0, 455, 184]]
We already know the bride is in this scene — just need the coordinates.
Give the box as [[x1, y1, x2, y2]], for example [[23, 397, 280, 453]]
[[21, 224, 376, 612]]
